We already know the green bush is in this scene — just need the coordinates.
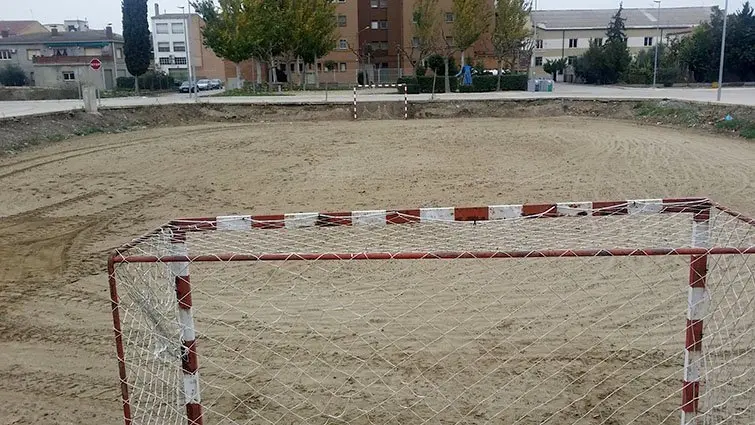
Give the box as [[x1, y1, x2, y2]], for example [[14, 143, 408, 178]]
[[398, 74, 526, 93], [116, 71, 174, 90], [0, 64, 28, 86], [426, 54, 458, 76], [458, 74, 528, 92]]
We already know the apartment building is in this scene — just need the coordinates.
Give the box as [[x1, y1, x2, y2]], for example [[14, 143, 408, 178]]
[[530, 7, 711, 80], [151, 3, 225, 82], [0, 26, 126, 89]]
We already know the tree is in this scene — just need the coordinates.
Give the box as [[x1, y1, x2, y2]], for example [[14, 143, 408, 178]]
[[601, 4, 631, 83], [0, 64, 28, 86], [573, 5, 630, 84], [542, 58, 566, 81], [290, 0, 337, 89], [251, 0, 292, 85], [400, 0, 440, 75], [727, 1, 755, 81], [491, 0, 531, 90], [122, 0, 151, 94], [440, 0, 492, 92], [193, 0, 256, 89]]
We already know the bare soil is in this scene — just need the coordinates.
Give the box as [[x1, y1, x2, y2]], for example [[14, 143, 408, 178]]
[[0, 117, 753, 424]]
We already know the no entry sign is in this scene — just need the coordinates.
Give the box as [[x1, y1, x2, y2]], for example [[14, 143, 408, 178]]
[[89, 58, 102, 71]]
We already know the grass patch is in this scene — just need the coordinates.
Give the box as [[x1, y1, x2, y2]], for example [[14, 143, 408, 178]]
[[715, 118, 755, 139], [73, 126, 105, 136], [633, 102, 700, 124], [214, 88, 294, 97]]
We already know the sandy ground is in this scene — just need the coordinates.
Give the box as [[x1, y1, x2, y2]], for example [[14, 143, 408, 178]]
[[0, 117, 753, 425]]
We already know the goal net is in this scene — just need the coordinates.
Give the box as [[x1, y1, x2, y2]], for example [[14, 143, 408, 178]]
[[108, 198, 754, 425]]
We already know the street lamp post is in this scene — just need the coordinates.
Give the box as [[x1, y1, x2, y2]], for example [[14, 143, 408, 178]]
[[652, 0, 661, 88], [178, 5, 195, 99], [716, 0, 729, 101]]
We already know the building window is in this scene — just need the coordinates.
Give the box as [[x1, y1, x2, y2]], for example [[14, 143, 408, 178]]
[[379, 0, 388, 6], [173, 42, 186, 52], [371, 20, 388, 29], [412, 37, 420, 48], [26, 49, 41, 60], [337, 15, 347, 27], [535, 56, 543, 66], [593, 38, 604, 46], [0, 50, 11, 60], [370, 0, 378, 7], [568, 38, 578, 48], [535, 39, 543, 49], [54, 48, 68, 56], [171, 22, 184, 34], [157, 42, 171, 52], [338, 39, 348, 50], [116, 48, 123, 59], [445, 12, 455, 22], [567, 56, 576, 65], [159, 57, 172, 65], [339, 62, 347, 72], [156, 23, 169, 34], [174, 57, 187, 65], [62, 71, 75, 80], [644, 36, 653, 46], [445, 36, 454, 46]]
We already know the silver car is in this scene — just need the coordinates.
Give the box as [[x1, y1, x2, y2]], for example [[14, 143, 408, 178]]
[[196, 79, 211, 90]]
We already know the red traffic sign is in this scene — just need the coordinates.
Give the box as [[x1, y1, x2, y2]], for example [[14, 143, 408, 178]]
[[89, 58, 102, 70]]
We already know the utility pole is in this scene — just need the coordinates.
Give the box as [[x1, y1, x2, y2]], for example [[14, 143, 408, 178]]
[[716, 0, 729, 102], [652, 0, 661, 88], [178, 5, 194, 99]]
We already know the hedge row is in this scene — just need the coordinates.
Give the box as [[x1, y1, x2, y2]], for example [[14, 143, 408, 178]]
[[397, 74, 527, 94], [116, 71, 175, 91]]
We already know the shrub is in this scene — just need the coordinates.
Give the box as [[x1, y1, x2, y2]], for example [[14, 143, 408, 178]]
[[116, 71, 174, 90], [459, 74, 528, 92], [0, 64, 28, 86], [396, 75, 456, 93], [426, 54, 458, 76]]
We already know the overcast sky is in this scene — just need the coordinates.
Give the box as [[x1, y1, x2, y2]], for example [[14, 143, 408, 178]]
[[3, 0, 747, 34]]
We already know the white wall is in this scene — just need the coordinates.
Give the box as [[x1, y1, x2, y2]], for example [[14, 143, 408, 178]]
[[151, 17, 190, 72]]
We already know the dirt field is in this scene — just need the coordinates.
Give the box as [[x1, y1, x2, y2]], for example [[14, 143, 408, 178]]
[[0, 117, 753, 425]]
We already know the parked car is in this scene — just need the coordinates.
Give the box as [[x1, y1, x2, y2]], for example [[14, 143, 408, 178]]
[[196, 79, 211, 90], [209, 79, 223, 89], [178, 81, 198, 93]]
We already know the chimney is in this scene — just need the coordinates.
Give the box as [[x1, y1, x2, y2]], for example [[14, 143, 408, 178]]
[[0, 30, 9, 38], [105, 25, 113, 39], [154, 3, 160, 17], [51, 28, 59, 35]]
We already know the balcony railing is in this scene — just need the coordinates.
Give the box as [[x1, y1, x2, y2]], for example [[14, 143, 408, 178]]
[[33, 55, 113, 65]]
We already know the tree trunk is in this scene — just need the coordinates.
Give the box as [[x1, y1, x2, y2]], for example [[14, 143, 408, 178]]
[[255, 60, 262, 85], [497, 58, 503, 91], [443, 56, 451, 93], [461, 50, 465, 67], [286, 58, 293, 90], [235, 63, 242, 89], [314, 56, 320, 89], [134, 75, 140, 95]]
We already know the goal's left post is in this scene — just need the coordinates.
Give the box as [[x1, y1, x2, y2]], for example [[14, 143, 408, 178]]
[[108, 256, 133, 425], [170, 230, 203, 425]]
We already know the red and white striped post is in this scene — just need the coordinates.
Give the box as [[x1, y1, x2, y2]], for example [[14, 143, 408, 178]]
[[171, 232, 203, 425], [404, 84, 408, 120], [682, 207, 710, 425], [353, 86, 357, 120]]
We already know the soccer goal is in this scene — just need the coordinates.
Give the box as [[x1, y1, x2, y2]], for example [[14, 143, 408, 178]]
[[108, 198, 754, 425]]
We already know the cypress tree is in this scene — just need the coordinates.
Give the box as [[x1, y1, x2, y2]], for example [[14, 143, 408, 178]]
[[122, 0, 151, 94]]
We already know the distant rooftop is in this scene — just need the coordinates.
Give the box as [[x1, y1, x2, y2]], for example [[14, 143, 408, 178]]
[[0, 30, 123, 44], [152, 13, 198, 19], [0, 20, 45, 36], [532, 7, 713, 30]]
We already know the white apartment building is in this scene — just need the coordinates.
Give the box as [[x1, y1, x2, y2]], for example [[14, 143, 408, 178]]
[[529, 7, 711, 80], [150, 3, 225, 81]]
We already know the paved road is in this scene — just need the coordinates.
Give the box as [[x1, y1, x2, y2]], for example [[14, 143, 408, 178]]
[[1, 84, 753, 118]]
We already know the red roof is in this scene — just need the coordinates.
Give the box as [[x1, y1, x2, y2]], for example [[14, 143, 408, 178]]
[[0, 20, 44, 36]]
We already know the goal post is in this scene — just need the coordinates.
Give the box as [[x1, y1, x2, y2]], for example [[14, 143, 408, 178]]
[[108, 198, 755, 425]]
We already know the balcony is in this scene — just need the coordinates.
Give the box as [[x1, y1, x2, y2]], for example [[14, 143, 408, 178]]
[[33, 55, 113, 66]]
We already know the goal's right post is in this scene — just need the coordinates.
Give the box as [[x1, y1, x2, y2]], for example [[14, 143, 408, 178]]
[[682, 207, 710, 425]]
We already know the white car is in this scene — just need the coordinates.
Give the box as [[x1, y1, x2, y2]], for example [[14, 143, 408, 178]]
[[196, 79, 211, 90]]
